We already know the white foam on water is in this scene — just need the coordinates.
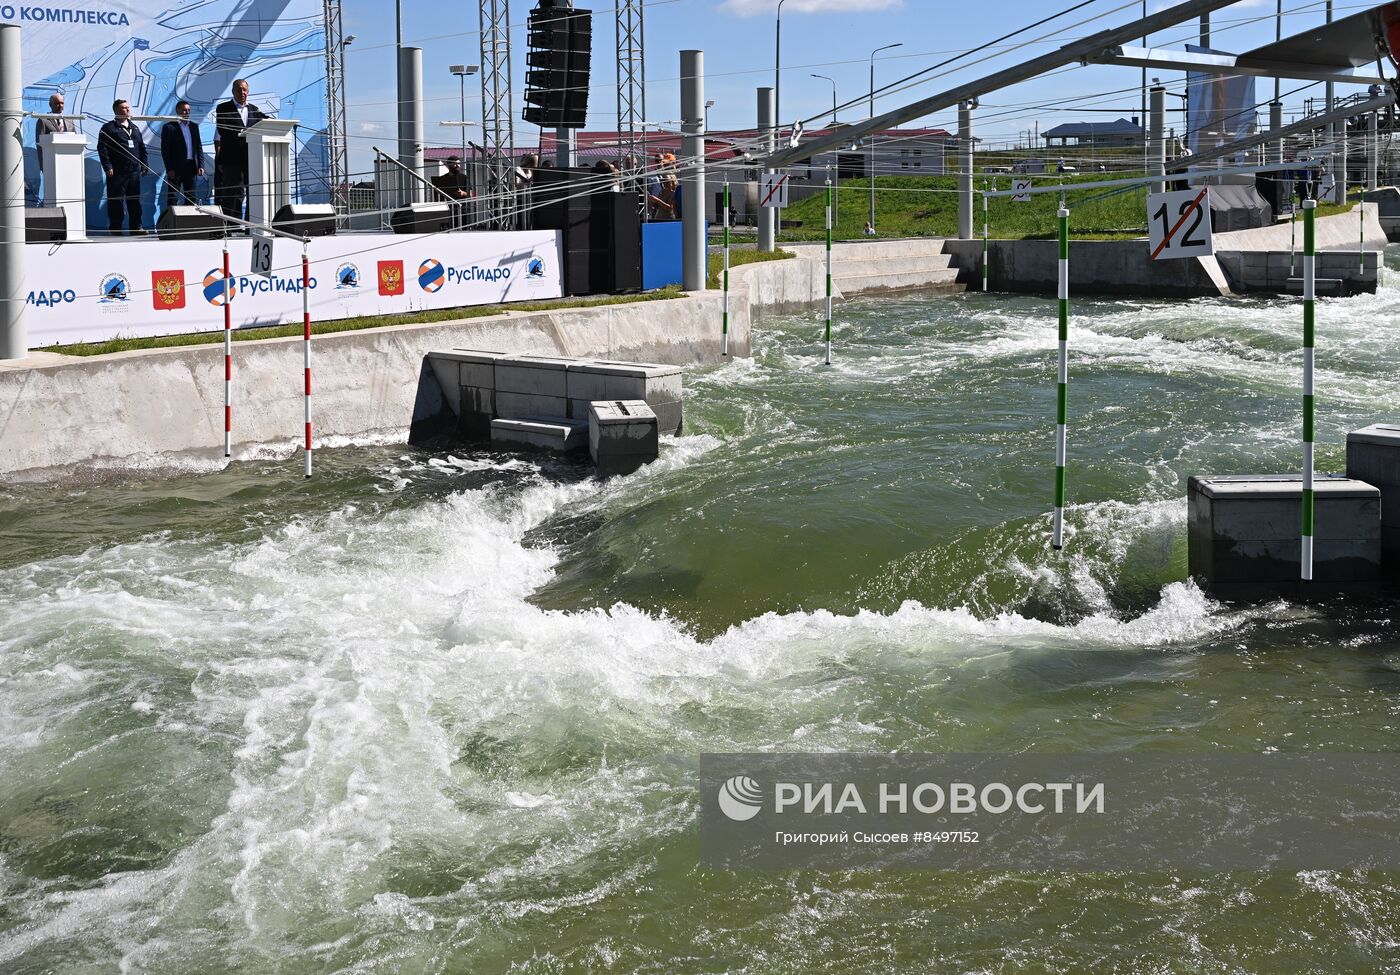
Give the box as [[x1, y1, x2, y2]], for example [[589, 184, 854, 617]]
[[0, 439, 1256, 969]]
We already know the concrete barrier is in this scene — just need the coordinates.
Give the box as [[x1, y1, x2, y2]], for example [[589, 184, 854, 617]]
[[943, 238, 1230, 298], [0, 290, 743, 480], [1187, 474, 1382, 598], [1346, 424, 1400, 573]]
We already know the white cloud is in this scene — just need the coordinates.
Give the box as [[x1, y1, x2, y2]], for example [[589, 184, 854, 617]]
[[719, 0, 904, 17]]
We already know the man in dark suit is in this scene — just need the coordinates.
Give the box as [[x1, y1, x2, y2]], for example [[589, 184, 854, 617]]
[[97, 98, 149, 235], [34, 92, 70, 201], [160, 99, 205, 210], [213, 78, 267, 222]]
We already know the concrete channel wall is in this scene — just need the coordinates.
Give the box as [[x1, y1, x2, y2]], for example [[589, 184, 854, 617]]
[[943, 205, 1386, 297], [0, 292, 749, 480]]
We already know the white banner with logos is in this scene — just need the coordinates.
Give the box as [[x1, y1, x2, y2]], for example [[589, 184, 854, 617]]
[[24, 230, 565, 347]]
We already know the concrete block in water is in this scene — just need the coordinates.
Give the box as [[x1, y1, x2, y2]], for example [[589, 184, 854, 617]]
[[496, 355, 573, 398], [426, 349, 507, 439], [589, 400, 659, 477], [491, 416, 588, 452], [1347, 423, 1400, 570], [496, 390, 568, 419], [1187, 474, 1382, 598], [567, 361, 683, 435]]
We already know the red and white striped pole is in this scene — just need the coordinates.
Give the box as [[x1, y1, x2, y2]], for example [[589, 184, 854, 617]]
[[222, 243, 232, 458], [302, 244, 313, 478]]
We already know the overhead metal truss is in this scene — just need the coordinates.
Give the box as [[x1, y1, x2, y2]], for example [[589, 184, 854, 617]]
[[1094, 44, 1387, 86], [763, 0, 1400, 168], [479, 0, 516, 227], [615, 0, 646, 185], [323, 0, 349, 220]]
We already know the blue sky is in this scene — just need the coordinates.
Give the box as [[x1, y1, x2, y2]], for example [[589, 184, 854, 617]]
[[338, 0, 1376, 173]]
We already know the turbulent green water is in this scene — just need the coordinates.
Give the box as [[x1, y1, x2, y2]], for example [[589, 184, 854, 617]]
[[4, 271, 1400, 973]]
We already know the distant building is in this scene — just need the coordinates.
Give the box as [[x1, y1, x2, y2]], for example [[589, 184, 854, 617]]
[[1042, 117, 1145, 149], [424, 126, 955, 179]]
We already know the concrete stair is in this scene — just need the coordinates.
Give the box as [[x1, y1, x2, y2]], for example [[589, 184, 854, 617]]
[[784, 238, 965, 295]]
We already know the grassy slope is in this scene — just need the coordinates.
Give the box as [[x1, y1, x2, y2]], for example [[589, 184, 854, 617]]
[[775, 175, 1357, 243], [707, 247, 793, 288]]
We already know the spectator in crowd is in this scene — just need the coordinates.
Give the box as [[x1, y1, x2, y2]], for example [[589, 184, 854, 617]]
[[213, 78, 268, 222], [432, 155, 472, 228], [97, 98, 149, 235], [864, 219, 876, 237], [160, 99, 205, 209], [593, 158, 621, 191], [516, 152, 539, 190]]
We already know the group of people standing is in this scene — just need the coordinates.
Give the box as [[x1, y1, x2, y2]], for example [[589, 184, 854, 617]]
[[35, 79, 269, 235]]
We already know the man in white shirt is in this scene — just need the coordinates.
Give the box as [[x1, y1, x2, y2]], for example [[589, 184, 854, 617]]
[[159, 99, 206, 210]]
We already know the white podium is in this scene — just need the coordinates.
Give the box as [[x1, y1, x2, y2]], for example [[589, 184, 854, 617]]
[[40, 131, 88, 240], [244, 118, 299, 228]]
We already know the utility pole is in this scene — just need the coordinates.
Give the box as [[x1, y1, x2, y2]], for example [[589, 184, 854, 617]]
[[681, 50, 706, 290], [758, 86, 775, 252], [0, 24, 26, 359]]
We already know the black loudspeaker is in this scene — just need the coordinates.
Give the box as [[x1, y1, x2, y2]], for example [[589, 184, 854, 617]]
[[390, 203, 453, 234], [523, 2, 592, 129], [273, 203, 337, 237], [532, 168, 641, 295], [604, 192, 642, 293], [25, 207, 66, 242], [156, 205, 225, 240]]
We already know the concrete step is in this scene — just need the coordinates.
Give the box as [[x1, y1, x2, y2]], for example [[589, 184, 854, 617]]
[[490, 416, 588, 452], [784, 238, 951, 261], [1286, 277, 1344, 296], [834, 268, 964, 294], [826, 255, 955, 276]]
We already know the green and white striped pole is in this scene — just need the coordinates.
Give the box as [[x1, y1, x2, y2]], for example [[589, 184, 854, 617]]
[[1301, 197, 1316, 581], [824, 171, 833, 366], [1290, 200, 1297, 276], [1053, 206, 1069, 550], [982, 178, 990, 292], [722, 177, 730, 357]]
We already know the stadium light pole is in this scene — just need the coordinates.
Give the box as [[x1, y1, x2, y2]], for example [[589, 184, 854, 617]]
[[775, 0, 789, 141], [869, 42, 902, 233], [450, 64, 479, 162]]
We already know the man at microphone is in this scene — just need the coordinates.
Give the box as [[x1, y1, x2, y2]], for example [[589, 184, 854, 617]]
[[213, 78, 268, 222]]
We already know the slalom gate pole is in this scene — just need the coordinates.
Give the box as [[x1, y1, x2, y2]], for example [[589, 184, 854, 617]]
[[222, 242, 232, 458], [1290, 202, 1297, 276], [824, 172, 833, 366], [1301, 198, 1316, 581], [302, 244, 313, 479], [1360, 192, 1365, 273], [722, 178, 730, 356], [1053, 206, 1069, 551], [982, 178, 989, 292]]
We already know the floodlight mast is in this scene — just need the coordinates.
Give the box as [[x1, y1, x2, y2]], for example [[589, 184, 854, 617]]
[[763, 0, 1251, 168]]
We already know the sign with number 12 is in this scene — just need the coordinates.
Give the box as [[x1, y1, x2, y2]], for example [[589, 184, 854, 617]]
[[1147, 187, 1213, 261]]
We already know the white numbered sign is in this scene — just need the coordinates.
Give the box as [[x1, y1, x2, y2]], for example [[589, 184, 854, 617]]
[[1148, 186, 1213, 260], [250, 232, 275, 278], [1012, 178, 1033, 203], [760, 172, 789, 209]]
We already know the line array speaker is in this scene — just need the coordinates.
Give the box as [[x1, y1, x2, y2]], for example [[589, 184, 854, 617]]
[[523, 1, 592, 129]]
